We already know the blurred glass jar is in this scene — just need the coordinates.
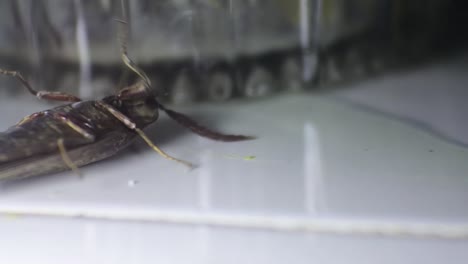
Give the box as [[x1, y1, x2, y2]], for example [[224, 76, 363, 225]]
[[0, 0, 451, 102]]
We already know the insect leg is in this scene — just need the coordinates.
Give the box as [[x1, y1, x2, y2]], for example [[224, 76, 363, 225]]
[[15, 110, 96, 141], [0, 69, 82, 102], [52, 112, 96, 140], [16, 111, 46, 126], [96, 101, 195, 169], [57, 138, 81, 176]]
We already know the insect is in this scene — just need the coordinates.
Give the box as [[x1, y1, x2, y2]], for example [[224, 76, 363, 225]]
[[0, 21, 252, 181]]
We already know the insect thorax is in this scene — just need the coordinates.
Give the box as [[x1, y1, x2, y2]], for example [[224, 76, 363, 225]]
[[103, 95, 159, 128]]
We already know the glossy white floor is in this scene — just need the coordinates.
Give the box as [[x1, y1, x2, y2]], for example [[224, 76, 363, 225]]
[[0, 54, 467, 263]]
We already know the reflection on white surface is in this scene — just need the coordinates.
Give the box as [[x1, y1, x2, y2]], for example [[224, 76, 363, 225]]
[[197, 148, 214, 264], [303, 122, 325, 215], [198, 148, 214, 210], [336, 52, 468, 145], [196, 226, 211, 264], [83, 222, 98, 262]]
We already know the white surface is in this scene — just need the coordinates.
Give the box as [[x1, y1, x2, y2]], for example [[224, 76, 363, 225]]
[[1, 55, 468, 263], [1, 215, 467, 264], [336, 53, 468, 145]]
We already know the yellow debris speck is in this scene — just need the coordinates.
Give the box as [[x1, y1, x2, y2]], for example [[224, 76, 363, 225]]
[[243, 155, 256, 161]]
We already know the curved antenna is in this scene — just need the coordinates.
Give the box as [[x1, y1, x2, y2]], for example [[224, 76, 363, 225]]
[[116, 1, 151, 90], [115, 0, 254, 143]]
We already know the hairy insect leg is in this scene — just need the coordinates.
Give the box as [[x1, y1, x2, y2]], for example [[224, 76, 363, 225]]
[[57, 138, 81, 176], [0, 69, 82, 102], [96, 101, 195, 169]]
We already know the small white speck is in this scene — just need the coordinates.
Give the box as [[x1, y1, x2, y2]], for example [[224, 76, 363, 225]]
[[127, 179, 139, 187]]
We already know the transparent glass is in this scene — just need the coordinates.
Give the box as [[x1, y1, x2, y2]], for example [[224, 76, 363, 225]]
[[0, 0, 452, 102]]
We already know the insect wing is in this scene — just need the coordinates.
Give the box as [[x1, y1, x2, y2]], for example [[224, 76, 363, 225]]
[[0, 128, 136, 180]]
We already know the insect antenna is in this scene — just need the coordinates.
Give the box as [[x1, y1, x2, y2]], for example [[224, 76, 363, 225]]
[[116, 2, 253, 143], [159, 104, 254, 142], [111, 4, 196, 169], [115, 4, 151, 90]]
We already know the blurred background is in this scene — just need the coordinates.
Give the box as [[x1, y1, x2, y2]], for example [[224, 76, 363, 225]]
[[1, 0, 466, 102], [0, 0, 468, 263]]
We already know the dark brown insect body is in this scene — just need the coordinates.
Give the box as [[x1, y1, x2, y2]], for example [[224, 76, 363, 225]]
[[0, 64, 250, 180], [0, 16, 252, 180], [0, 77, 251, 180], [0, 88, 152, 179]]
